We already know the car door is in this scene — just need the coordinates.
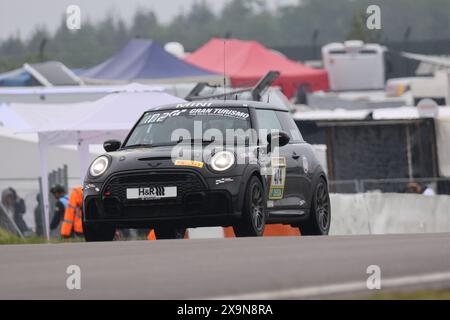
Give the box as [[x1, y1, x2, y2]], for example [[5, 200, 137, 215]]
[[254, 109, 301, 213], [276, 111, 314, 210]]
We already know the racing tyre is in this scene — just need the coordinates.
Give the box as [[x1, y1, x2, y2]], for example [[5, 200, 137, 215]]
[[83, 223, 115, 242], [154, 227, 186, 239], [233, 176, 266, 237], [299, 177, 331, 235]]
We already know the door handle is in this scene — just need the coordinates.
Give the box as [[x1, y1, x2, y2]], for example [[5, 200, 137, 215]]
[[292, 152, 300, 160]]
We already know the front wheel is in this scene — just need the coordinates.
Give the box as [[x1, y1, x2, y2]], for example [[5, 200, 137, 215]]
[[83, 223, 116, 242], [233, 176, 266, 237], [298, 177, 331, 235]]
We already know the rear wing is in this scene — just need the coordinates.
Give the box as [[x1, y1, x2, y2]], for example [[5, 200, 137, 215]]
[[185, 71, 280, 102]]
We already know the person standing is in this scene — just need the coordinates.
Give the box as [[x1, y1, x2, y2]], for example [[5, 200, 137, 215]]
[[60, 187, 83, 238], [6, 188, 30, 236], [50, 185, 69, 237], [34, 193, 44, 237], [1, 189, 23, 237]]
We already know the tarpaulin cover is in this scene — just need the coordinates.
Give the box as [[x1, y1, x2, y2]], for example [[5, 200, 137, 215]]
[[82, 38, 218, 81], [436, 118, 450, 177], [185, 38, 329, 98], [298, 119, 439, 192]]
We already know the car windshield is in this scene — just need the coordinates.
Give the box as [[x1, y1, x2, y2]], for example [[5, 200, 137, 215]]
[[124, 107, 252, 148]]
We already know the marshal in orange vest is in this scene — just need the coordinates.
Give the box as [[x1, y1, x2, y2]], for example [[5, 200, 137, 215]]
[[61, 187, 84, 237]]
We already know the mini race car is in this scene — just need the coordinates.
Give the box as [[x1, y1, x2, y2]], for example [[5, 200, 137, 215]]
[[82, 100, 330, 241]]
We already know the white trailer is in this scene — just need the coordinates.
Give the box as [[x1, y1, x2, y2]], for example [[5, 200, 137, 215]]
[[322, 41, 386, 91]]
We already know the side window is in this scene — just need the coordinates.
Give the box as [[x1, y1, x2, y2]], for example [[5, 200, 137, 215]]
[[255, 109, 284, 145], [276, 111, 304, 143], [255, 109, 283, 132]]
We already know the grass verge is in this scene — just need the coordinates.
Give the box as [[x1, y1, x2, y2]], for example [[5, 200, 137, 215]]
[[363, 289, 450, 300], [0, 228, 84, 244]]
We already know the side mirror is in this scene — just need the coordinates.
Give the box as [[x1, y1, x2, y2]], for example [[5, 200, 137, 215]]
[[267, 131, 290, 151], [103, 140, 121, 152]]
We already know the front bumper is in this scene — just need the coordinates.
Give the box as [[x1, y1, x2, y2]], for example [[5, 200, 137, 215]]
[[83, 169, 245, 228]]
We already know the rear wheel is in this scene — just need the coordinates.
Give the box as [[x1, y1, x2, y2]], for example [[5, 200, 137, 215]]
[[233, 176, 266, 237], [299, 177, 331, 235], [154, 227, 186, 239], [83, 223, 115, 242]]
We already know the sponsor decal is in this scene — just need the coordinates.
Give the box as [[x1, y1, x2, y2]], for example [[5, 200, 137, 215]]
[[84, 183, 99, 192], [142, 108, 249, 124], [176, 102, 213, 108], [302, 155, 309, 174], [142, 109, 187, 124], [268, 157, 286, 200], [126, 186, 177, 200], [188, 108, 249, 120], [215, 177, 234, 185], [174, 159, 204, 168]]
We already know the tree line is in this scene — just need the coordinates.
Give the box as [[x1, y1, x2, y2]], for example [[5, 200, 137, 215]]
[[1, 0, 449, 72]]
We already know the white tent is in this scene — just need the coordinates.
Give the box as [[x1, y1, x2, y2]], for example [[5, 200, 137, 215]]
[[0, 85, 184, 239], [0, 83, 167, 104]]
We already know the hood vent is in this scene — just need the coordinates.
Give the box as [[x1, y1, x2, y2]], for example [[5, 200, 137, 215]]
[[138, 156, 172, 161]]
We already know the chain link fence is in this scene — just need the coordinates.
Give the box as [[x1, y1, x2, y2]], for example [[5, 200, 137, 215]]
[[0, 176, 81, 236]]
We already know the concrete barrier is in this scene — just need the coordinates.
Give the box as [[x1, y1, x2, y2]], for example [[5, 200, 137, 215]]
[[169, 193, 450, 239], [330, 193, 450, 235]]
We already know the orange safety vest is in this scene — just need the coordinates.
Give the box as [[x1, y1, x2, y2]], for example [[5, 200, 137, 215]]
[[61, 187, 83, 237]]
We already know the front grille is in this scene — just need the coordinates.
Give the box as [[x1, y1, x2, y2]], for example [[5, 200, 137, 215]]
[[103, 171, 206, 206], [85, 190, 231, 221]]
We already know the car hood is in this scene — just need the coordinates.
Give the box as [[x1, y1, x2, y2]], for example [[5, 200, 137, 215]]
[[86, 145, 255, 182], [112, 146, 177, 159]]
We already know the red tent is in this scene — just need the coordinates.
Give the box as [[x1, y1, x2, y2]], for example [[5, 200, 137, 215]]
[[185, 38, 329, 98]]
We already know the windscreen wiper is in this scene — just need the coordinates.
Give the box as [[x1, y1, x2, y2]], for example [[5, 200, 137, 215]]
[[123, 142, 180, 149], [178, 138, 216, 145], [122, 143, 153, 149]]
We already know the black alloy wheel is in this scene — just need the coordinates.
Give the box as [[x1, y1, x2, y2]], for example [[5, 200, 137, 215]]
[[299, 177, 331, 235], [233, 176, 266, 237]]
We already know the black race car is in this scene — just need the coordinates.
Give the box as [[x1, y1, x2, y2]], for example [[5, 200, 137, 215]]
[[83, 100, 330, 241]]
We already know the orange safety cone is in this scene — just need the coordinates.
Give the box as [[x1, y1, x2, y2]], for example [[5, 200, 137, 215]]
[[147, 229, 156, 240], [263, 224, 300, 236], [223, 227, 235, 237]]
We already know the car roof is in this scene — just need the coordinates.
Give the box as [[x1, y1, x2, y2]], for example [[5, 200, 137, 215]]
[[150, 100, 289, 112]]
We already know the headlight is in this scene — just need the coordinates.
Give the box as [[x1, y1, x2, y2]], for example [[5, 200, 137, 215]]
[[210, 151, 235, 172], [89, 156, 109, 177]]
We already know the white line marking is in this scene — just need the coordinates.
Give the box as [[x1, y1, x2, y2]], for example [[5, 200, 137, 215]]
[[210, 271, 450, 300]]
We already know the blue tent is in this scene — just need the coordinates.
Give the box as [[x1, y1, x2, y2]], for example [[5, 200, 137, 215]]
[[82, 39, 220, 82], [0, 68, 32, 87], [0, 62, 82, 87]]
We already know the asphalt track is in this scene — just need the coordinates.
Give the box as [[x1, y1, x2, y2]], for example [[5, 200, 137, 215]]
[[0, 233, 450, 299]]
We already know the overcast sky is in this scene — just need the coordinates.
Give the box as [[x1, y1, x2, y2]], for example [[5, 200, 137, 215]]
[[0, 0, 298, 40]]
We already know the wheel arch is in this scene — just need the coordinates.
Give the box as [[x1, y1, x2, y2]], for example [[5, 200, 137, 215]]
[[308, 168, 329, 207], [238, 165, 267, 211]]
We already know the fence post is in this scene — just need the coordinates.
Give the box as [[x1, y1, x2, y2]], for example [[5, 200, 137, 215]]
[[63, 164, 68, 192], [38, 177, 47, 239], [354, 180, 360, 193], [359, 180, 365, 193]]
